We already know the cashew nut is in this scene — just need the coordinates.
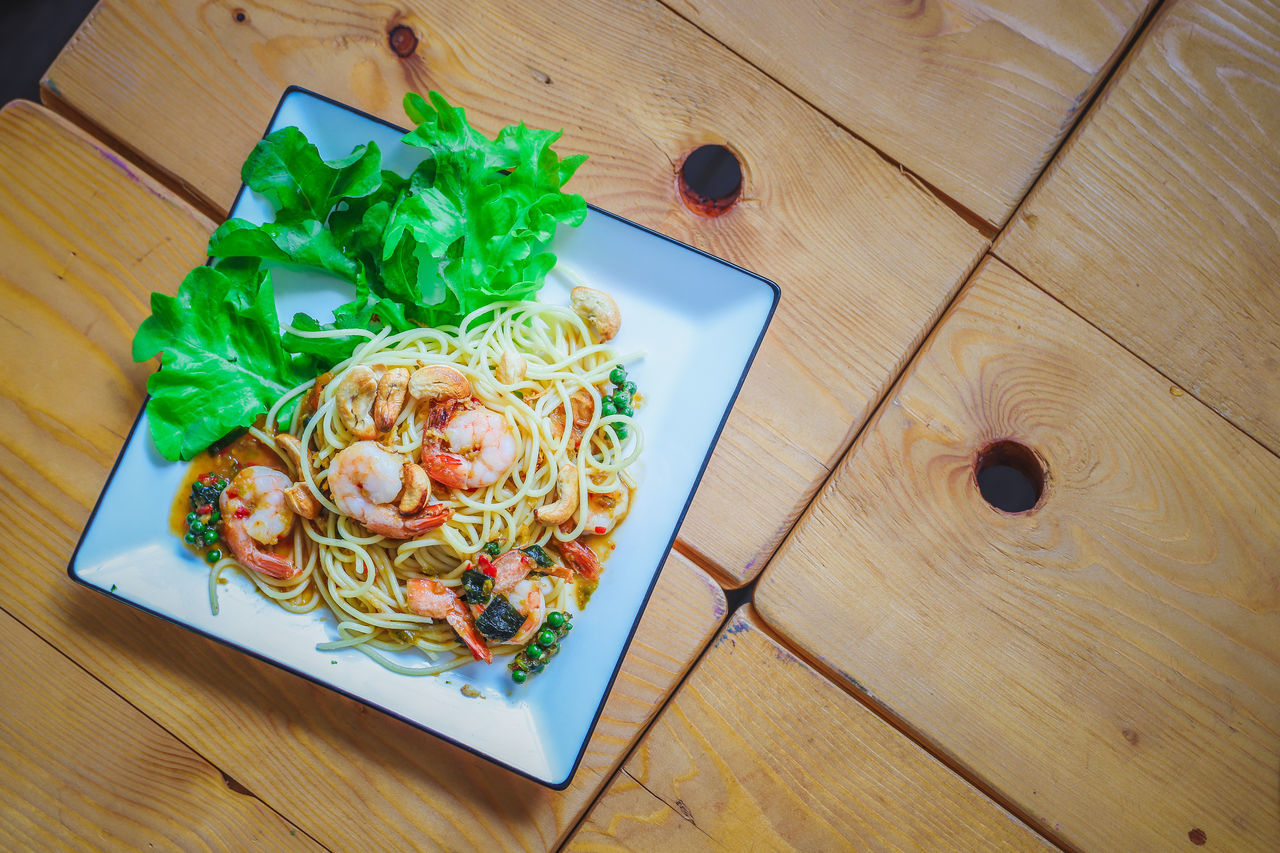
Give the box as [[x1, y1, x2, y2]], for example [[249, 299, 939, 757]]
[[495, 351, 527, 384], [284, 483, 321, 519], [335, 365, 378, 439], [535, 462, 579, 524], [374, 366, 411, 432], [409, 364, 472, 401], [274, 434, 306, 475], [398, 462, 432, 515], [570, 286, 621, 342]]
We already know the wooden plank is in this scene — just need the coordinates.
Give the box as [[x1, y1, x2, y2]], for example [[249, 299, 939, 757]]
[[0, 607, 319, 852], [566, 607, 1054, 851], [998, 0, 1280, 455], [43, 0, 989, 585], [756, 256, 1280, 851], [664, 0, 1153, 227], [0, 99, 728, 850]]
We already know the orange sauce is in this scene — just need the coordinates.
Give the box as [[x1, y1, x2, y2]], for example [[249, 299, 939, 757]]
[[168, 431, 289, 557]]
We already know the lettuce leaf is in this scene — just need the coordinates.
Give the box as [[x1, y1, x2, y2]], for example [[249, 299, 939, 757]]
[[133, 91, 588, 461], [133, 264, 312, 461], [240, 127, 382, 220], [209, 218, 359, 282]]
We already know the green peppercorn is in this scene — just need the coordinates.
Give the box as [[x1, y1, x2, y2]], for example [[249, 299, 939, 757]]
[[612, 391, 630, 409], [612, 424, 629, 440], [546, 611, 566, 629], [537, 628, 557, 647], [511, 668, 528, 684], [609, 366, 627, 385], [209, 511, 221, 525], [482, 540, 501, 557], [623, 380, 637, 395], [526, 643, 546, 661], [562, 620, 573, 632], [600, 397, 616, 416], [186, 512, 198, 526], [205, 549, 222, 563], [202, 529, 219, 546], [190, 520, 206, 534], [619, 403, 634, 418], [184, 531, 197, 545]]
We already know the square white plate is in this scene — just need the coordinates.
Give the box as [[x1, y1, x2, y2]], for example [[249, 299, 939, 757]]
[[70, 87, 777, 787]]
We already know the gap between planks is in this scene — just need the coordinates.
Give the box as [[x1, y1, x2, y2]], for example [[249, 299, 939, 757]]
[[741, 608, 1074, 852], [0, 596, 331, 851], [39, 85, 229, 223], [29, 8, 1230, 843], [990, 249, 1280, 464]]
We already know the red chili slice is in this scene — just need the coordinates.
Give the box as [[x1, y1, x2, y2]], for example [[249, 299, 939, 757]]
[[477, 554, 497, 578], [594, 526, 606, 534]]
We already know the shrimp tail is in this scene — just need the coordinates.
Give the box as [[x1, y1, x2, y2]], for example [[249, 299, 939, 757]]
[[552, 525, 602, 581], [222, 523, 297, 579], [448, 603, 493, 663], [406, 579, 491, 663], [361, 504, 452, 539], [422, 453, 465, 487], [404, 504, 453, 534]]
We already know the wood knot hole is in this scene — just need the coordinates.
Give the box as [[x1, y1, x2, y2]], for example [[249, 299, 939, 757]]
[[974, 440, 1045, 514], [388, 24, 418, 58], [1188, 828, 1207, 845], [678, 144, 742, 216], [232, 8, 247, 23]]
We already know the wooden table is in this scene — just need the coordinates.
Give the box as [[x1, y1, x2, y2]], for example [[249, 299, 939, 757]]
[[3, 0, 1277, 849]]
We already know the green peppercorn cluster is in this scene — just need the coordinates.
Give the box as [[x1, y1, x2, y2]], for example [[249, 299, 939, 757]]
[[600, 363, 637, 440], [510, 610, 572, 683], [185, 473, 229, 564]]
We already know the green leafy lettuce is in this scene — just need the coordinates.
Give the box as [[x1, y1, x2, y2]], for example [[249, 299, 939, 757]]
[[135, 91, 587, 460], [132, 263, 313, 461]]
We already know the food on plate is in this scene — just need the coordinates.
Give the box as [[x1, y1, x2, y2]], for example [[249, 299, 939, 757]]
[[145, 92, 642, 680]]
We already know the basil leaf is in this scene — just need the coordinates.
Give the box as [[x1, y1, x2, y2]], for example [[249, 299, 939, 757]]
[[474, 595, 524, 641]]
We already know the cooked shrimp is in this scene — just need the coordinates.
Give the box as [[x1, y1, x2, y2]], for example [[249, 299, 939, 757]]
[[328, 441, 452, 539], [406, 578, 492, 663], [553, 523, 602, 580], [219, 466, 298, 579], [491, 549, 534, 594], [421, 398, 517, 490], [508, 583, 546, 646], [582, 484, 630, 535], [548, 389, 593, 451]]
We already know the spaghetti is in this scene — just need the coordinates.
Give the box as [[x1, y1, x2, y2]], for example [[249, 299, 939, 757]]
[[192, 294, 641, 677]]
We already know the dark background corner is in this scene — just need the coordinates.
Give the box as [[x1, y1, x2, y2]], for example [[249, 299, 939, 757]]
[[1, 0, 100, 106]]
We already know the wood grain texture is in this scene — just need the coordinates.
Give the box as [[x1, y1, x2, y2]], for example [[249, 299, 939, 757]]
[[756, 257, 1280, 851], [664, 0, 1152, 227], [44, 0, 989, 585], [0, 99, 728, 851], [0, 608, 318, 852], [998, 0, 1280, 454], [566, 607, 1053, 852]]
